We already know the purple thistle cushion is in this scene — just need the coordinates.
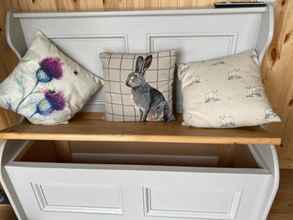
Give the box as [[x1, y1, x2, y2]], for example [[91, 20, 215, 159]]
[[0, 32, 104, 125], [39, 57, 63, 80], [45, 90, 65, 111]]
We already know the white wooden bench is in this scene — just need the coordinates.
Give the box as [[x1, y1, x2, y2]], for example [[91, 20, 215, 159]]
[[0, 3, 282, 220]]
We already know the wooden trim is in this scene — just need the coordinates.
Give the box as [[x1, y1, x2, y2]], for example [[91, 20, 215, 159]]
[[0, 113, 282, 145]]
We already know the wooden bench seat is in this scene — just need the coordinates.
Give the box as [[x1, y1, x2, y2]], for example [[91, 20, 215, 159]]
[[0, 113, 281, 145]]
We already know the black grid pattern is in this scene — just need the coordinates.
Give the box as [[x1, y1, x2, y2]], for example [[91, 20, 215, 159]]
[[100, 50, 176, 122]]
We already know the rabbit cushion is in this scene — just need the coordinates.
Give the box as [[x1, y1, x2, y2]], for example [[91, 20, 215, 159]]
[[126, 55, 174, 122], [101, 50, 176, 122]]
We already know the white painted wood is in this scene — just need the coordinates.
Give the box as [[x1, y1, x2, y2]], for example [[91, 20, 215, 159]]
[[5, 11, 27, 60], [31, 183, 123, 215], [4, 141, 278, 220], [256, 3, 274, 61], [143, 187, 243, 219], [0, 140, 29, 220], [248, 144, 280, 220], [6, 4, 274, 112], [6, 150, 270, 220]]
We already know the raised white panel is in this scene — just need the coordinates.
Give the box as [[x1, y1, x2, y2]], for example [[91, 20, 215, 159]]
[[6, 158, 270, 220], [11, 7, 272, 113], [49, 35, 128, 112], [50, 35, 128, 77], [31, 183, 123, 215], [149, 33, 238, 63], [143, 187, 242, 219], [149, 33, 239, 112]]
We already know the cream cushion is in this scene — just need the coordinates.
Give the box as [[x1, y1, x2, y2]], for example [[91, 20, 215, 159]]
[[178, 50, 281, 128]]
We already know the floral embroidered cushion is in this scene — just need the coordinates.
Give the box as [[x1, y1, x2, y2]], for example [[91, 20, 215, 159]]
[[0, 32, 103, 125], [100, 51, 176, 122], [178, 50, 281, 128]]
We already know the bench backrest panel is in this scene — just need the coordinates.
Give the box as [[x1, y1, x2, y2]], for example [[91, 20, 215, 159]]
[[6, 5, 274, 112]]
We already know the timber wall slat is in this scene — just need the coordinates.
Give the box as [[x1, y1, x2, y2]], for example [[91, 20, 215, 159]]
[[262, 0, 293, 168]]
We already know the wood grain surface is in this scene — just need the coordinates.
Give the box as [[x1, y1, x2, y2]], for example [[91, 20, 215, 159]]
[[269, 169, 293, 220], [0, 113, 282, 145]]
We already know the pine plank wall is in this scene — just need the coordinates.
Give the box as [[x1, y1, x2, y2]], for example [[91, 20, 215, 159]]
[[0, 0, 292, 169]]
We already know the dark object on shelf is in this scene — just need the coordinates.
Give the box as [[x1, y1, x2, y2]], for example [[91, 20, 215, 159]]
[[0, 190, 9, 204], [215, 1, 266, 8]]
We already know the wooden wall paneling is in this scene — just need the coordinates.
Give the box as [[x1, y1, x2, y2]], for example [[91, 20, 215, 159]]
[[56, 0, 104, 11], [0, 0, 20, 130], [0, 1, 9, 130], [53, 0, 77, 11], [124, 0, 179, 9], [178, 0, 198, 7], [269, 170, 293, 220], [177, 0, 254, 8], [125, 0, 146, 9], [280, 107, 293, 169], [147, 0, 162, 9], [9, 0, 58, 11], [159, 0, 179, 8], [0, 1, 9, 78], [263, 0, 292, 116], [103, 0, 127, 9], [6, 0, 256, 11], [9, 0, 106, 11], [262, 0, 293, 168]]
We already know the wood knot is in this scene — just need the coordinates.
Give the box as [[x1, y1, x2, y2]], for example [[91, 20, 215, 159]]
[[289, 98, 293, 107], [281, 0, 286, 6], [271, 48, 277, 64], [0, 28, 2, 32], [32, 0, 36, 3], [284, 32, 292, 43]]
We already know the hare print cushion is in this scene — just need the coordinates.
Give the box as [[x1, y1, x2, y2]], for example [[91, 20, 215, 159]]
[[0, 32, 103, 125], [100, 51, 176, 122], [178, 50, 281, 128]]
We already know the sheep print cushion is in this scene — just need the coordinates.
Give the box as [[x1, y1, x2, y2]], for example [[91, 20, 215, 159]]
[[0, 32, 103, 125], [178, 50, 281, 128], [100, 50, 176, 122]]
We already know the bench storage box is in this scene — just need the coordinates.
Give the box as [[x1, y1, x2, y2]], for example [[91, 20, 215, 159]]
[[4, 140, 277, 220]]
